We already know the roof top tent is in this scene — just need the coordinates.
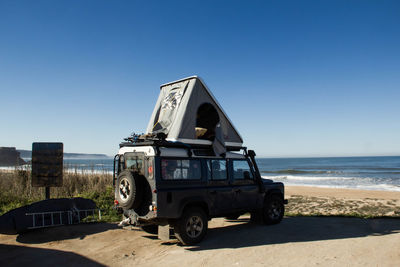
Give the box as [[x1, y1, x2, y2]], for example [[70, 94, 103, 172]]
[[146, 76, 243, 155]]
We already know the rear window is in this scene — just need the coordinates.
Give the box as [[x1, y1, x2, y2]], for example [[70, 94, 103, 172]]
[[161, 159, 201, 180], [120, 153, 143, 173]]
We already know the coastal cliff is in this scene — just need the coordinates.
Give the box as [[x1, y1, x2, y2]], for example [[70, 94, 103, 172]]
[[0, 147, 26, 167]]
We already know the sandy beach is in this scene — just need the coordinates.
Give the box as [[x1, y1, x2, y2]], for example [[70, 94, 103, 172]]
[[286, 185, 400, 199], [285, 186, 400, 217], [1, 186, 399, 266]]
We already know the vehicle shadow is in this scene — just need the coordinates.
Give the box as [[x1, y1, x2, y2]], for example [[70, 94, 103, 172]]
[[16, 223, 118, 244], [0, 244, 106, 267], [188, 216, 400, 251]]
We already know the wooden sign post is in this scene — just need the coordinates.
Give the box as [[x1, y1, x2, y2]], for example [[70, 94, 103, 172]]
[[31, 143, 63, 199]]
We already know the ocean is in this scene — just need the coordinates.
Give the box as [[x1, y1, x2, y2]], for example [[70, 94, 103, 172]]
[[53, 156, 400, 192], [5, 156, 396, 192], [259, 156, 400, 192]]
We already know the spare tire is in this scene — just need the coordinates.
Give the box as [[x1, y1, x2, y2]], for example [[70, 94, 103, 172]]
[[115, 170, 143, 209]]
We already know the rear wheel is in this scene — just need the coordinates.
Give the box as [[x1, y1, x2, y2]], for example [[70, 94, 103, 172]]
[[262, 195, 284, 224], [174, 207, 208, 245], [250, 211, 262, 223]]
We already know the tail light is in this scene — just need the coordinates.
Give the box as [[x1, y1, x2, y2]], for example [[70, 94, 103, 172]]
[[148, 161, 154, 179], [149, 205, 157, 212]]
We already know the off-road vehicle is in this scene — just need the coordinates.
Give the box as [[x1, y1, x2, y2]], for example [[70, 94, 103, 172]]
[[113, 76, 286, 245]]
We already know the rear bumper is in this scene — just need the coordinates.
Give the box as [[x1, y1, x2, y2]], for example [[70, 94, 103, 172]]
[[120, 208, 158, 226]]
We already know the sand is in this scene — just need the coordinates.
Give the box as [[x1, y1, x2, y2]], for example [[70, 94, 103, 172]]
[[286, 185, 400, 200], [285, 186, 400, 217], [1, 186, 399, 267]]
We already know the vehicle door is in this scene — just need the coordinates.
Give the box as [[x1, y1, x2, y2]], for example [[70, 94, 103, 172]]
[[231, 159, 261, 211], [206, 159, 233, 215], [156, 158, 206, 218]]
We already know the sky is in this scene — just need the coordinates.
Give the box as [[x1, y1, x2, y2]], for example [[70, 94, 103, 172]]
[[0, 0, 399, 157]]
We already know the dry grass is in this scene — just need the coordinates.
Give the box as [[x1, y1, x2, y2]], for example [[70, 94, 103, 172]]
[[0, 167, 118, 221]]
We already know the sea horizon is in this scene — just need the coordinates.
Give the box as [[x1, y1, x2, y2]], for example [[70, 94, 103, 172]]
[[2, 155, 399, 192]]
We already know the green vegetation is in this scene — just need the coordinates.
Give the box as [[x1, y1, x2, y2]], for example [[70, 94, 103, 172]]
[[0, 167, 120, 222]]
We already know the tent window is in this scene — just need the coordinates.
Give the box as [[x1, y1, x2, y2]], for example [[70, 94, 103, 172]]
[[196, 103, 219, 140]]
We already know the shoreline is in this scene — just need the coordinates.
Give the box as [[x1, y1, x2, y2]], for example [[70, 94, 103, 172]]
[[1, 168, 400, 192], [265, 178, 400, 193]]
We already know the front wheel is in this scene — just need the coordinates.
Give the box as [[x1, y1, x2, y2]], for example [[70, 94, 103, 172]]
[[174, 207, 208, 245], [263, 195, 284, 224]]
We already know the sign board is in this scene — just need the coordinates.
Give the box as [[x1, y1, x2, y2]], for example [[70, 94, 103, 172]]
[[31, 142, 63, 187]]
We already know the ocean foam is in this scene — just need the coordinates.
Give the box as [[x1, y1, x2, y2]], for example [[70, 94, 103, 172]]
[[262, 175, 354, 181], [262, 175, 400, 192], [63, 168, 112, 175]]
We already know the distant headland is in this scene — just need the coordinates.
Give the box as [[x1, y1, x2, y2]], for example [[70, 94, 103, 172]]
[[17, 149, 111, 159], [0, 147, 111, 167], [0, 147, 26, 167]]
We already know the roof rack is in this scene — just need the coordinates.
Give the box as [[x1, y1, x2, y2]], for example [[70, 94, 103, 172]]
[[119, 133, 245, 153]]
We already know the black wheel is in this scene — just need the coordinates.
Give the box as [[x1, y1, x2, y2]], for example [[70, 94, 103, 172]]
[[141, 225, 158, 235], [250, 211, 262, 223], [174, 207, 208, 245], [263, 195, 284, 225], [115, 170, 143, 209]]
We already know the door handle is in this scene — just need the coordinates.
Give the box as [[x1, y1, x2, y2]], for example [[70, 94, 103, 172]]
[[210, 190, 217, 194], [235, 189, 241, 193]]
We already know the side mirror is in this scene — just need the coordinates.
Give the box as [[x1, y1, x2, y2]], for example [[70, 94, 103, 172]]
[[244, 171, 251, 179]]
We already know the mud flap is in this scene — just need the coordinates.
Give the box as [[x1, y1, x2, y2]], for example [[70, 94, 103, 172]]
[[158, 224, 170, 241]]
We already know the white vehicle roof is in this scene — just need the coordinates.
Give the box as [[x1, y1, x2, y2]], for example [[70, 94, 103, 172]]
[[118, 146, 246, 159]]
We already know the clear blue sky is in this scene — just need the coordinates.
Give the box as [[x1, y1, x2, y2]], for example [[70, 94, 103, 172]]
[[1, 0, 399, 157]]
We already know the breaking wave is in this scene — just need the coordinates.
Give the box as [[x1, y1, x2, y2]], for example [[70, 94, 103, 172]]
[[262, 175, 400, 192], [261, 169, 400, 175], [262, 175, 354, 181]]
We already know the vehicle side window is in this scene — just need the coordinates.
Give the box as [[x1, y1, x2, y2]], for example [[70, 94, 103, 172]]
[[207, 159, 227, 180], [233, 160, 253, 180], [161, 159, 201, 180], [119, 155, 125, 172]]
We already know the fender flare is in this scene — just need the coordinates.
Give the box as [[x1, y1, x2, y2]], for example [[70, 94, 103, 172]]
[[177, 196, 210, 218], [264, 188, 284, 201]]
